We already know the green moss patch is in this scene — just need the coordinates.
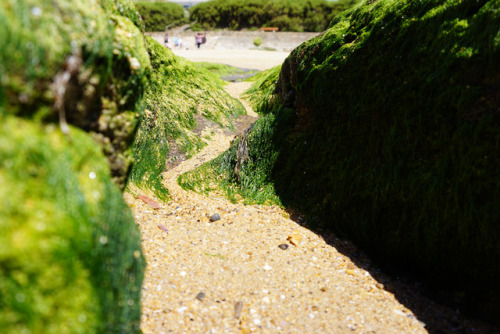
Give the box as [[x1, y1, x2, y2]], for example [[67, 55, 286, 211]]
[[178, 66, 283, 205], [0, 0, 152, 189], [0, 0, 148, 331], [128, 36, 245, 199], [194, 62, 260, 82], [0, 117, 144, 333]]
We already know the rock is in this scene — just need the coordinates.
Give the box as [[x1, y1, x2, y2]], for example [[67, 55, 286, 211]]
[[278, 244, 289, 250], [157, 224, 168, 233], [234, 301, 244, 319], [209, 213, 221, 222], [287, 230, 302, 246], [137, 195, 160, 209], [195, 292, 205, 301]]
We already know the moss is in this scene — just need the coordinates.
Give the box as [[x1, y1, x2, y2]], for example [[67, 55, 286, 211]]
[[242, 65, 282, 113], [179, 66, 284, 205], [194, 62, 259, 82], [0, 0, 147, 331], [0, 116, 144, 333], [192, 0, 500, 321], [0, 0, 151, 188], [128, 36, 245, 199]]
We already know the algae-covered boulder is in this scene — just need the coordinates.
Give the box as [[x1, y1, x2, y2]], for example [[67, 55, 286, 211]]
[[185, 0, 500, 320], [0, 0, 146, 332], [0, 117, 144, 333], [129, 36, 245, 199], [0, 0, 151, 188]]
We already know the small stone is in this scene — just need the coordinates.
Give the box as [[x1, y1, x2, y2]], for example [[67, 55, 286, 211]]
[[263, 264, 272, 271], [278, 244, 289, 250], [346, 269, 355, 276], [209, 213, 221, 222], [195, 292, 205, 301], [287, 230, 302, 246], [137, 195, 160, 209], [157, 224, 168, 233], [234, 301, 244, 319]]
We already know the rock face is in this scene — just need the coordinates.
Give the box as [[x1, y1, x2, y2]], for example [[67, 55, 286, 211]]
[[0, 0, 146, 332], [241, 0, 500, 322], [1, 0, 150, 189]]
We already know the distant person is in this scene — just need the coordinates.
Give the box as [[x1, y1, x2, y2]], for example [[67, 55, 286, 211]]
[[195, 32, 203, 48], [164, 33, 169, 46], [178, 37, 183, 48], [174, 36, 178, 47]]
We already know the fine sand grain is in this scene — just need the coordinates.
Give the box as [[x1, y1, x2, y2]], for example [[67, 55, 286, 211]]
[[126, 82, 494, 333]]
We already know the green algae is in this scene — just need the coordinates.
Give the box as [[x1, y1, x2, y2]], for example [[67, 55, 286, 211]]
[[0, 116, 144, 333], [129, 36, 245, 199], [194, 62, 259, 83], [178, 66, 284, 205], [0, 0, 147, 331], [0, 0, 151, 188], [181, 0, 500, 320], [242, 65, 282, 113]]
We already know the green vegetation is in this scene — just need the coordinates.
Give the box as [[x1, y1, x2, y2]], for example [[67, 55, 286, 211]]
[[194, 62, 259, 81], [0, 118, 144, 333], [135, 1, 187, 32], [189, 0, 360, 32], [0, 0, 152, 188], [182, 0, 500, 321], [128, 36, 245, 200], [253, 37, 263, 47], [179, 66, 283, 205], [0, 0, 147, 331], [243, 66, 281, 112]]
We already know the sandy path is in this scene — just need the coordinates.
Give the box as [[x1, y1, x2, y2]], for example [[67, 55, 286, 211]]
[[171, 49, 289, 70], [124, 82, 434, 333]]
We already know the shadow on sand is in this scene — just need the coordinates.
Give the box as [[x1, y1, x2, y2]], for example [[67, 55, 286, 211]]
[[285, 209, 499, 334]]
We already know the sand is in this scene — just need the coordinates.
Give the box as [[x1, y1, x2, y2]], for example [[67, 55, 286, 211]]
[[171, 49, 289, 70]]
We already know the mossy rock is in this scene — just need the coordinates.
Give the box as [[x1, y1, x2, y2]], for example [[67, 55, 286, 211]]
[[0, 116, 144, 333], [188, 0, 500, 321], [129, 36, 245, 199], [0, 0, 151, 188]]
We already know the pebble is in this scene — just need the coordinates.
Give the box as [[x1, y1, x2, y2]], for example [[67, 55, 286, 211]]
[[234, 301, 244, 319], [278, 244, 289, 250], [209, 213, 221, 222], [137, 194, 160, 209], [287, 230, 302, 246], [195, 292, 205, 301]]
